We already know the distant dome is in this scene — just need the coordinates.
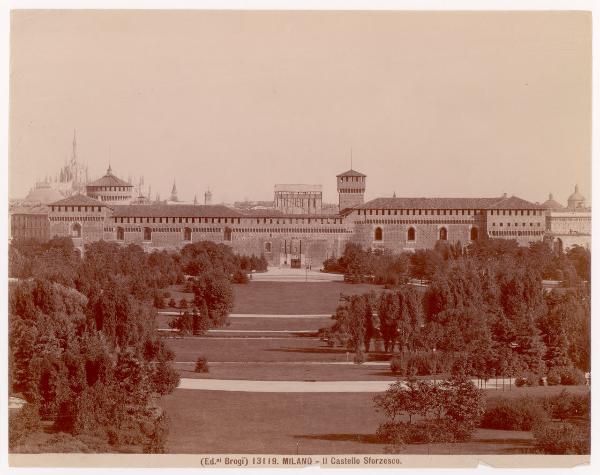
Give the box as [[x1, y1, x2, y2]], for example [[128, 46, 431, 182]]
[[541, 193, 565, 210], [24, 182, 63, 204], [567, 185, 586, 209]]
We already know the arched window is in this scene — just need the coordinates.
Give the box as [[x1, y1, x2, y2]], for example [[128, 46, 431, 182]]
[[439, 227, 447, 241], [470, 227, 478, 241], [183, 227, 192, 241], [143, 227, 152, 241], [265, 242, 272, 252], [71, 222, 81, 238], [116, 227, 124, 241], [407, 227, 416, 241], [224, 227, 232, 241], [374, 227, 383, 241]]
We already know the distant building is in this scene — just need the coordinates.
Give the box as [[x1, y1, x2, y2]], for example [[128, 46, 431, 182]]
[[53, 130, 89, 197], [543, 186, 591, 252], [85, 165, 134, 205], [10, 204, 50, 241], [274, 184, 322, 215]]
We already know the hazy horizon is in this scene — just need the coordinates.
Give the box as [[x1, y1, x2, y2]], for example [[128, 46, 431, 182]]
[[9, 10, 591, 206]]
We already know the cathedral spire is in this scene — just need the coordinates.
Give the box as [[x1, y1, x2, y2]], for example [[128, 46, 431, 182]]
[[71, 129, 77, 165], [170, 179, 178, 202]]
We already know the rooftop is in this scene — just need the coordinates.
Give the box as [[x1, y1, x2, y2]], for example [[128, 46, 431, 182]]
[[49, 194, 107, 207], [87, 166, 132, 188], [336, 169, 366, 178], [357, 195, 544, 210], [111, 204, 244, 218], [24, 182, 64, 204], [274, 184, 322, 193]]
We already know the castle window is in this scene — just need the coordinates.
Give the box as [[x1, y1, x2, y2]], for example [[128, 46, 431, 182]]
[[144, 227, 152, 241], [184, 227, 192, 241], [470, 227, 478, 241], [407, 227, 416, 241], [439, 227, 447, 241], [374, 227, 383, 241], [265, 242, 272, 252], [224, 227, 232, 241], [71, 222, 81, 238], [116, 227, 124, 240]]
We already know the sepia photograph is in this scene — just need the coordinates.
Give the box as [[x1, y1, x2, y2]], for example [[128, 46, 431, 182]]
[[2, 1, 596, 470]]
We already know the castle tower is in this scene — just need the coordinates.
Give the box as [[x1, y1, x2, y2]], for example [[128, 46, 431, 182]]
[[337, 169, 366, 211], [204, 188, 212, 205]]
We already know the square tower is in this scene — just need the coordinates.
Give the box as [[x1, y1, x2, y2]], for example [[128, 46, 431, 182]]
[[337, 169, 366, 211]]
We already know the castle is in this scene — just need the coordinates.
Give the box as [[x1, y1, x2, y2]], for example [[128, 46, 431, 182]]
[[11, 175, 591, 269], [10, 137, 590, 266]]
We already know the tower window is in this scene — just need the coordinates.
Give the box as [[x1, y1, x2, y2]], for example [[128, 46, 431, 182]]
[[407, 227, 416, 241]]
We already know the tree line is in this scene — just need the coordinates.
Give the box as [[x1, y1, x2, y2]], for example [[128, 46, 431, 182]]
[[8, 237, 266, 452], [324, 239, 590, 287], [328, 239, 590, 380]]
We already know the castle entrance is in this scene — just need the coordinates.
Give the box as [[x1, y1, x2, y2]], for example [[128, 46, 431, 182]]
[[280, 237, 305, 267]]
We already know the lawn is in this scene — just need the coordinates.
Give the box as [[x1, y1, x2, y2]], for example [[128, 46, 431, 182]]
[[174, 362, 397, 381], [157, 315, 333, 332], [162, 389, 536, 455], [232, 281, 381, 315], [165, 337, 353, 363], [165, 337, 399, 363]]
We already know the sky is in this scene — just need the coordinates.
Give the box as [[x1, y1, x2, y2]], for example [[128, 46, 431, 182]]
[[9, 10, 591, 205]]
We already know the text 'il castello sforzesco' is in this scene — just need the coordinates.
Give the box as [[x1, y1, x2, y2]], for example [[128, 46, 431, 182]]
[[11, 134, 591, 267]]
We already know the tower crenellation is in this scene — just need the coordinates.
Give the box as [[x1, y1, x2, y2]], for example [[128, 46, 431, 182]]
[[337, 169, 366, 211]]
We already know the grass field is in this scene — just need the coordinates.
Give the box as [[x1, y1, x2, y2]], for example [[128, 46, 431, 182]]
[[232, 281, 381, 314], [166, 337, 352, 363], [157, 315, 332, 332], [162, 389, 537, 455], [159, 280, 589, 455], [174, 362, 398, 381]]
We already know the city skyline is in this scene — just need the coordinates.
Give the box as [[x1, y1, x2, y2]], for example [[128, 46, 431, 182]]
[[9, 10, 591, 204]]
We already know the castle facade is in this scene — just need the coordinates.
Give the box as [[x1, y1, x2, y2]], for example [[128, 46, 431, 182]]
[[27, 164, 586, 268]]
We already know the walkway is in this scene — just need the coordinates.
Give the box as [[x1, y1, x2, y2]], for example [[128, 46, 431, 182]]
[[249, 266, 344, 282], [178, 377, 516, 392]]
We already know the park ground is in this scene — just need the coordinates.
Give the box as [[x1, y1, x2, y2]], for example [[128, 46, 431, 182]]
[[159, 273, 588, 454]]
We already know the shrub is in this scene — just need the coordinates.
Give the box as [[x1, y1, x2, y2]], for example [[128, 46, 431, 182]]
[[353, 348, 366, 364], [178, 298, 188, 309], [195, 356, 209, 373], [533, 421, 590, 454], [232, 270, 249, 284], [560, 367, 586, 386], [162, 290, 171, 299], [9, 403, 41, 448], [546, 367, 562, 386], [153, 294, 165, 309], [481, 397, 549, 431], [376, 420, 467, 446], [390, 356, 407, 375], [515, 372, 540, 387], [168, 298, 176, 308], [546, 366, 586, 386], [544, 390, 590, 421]]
